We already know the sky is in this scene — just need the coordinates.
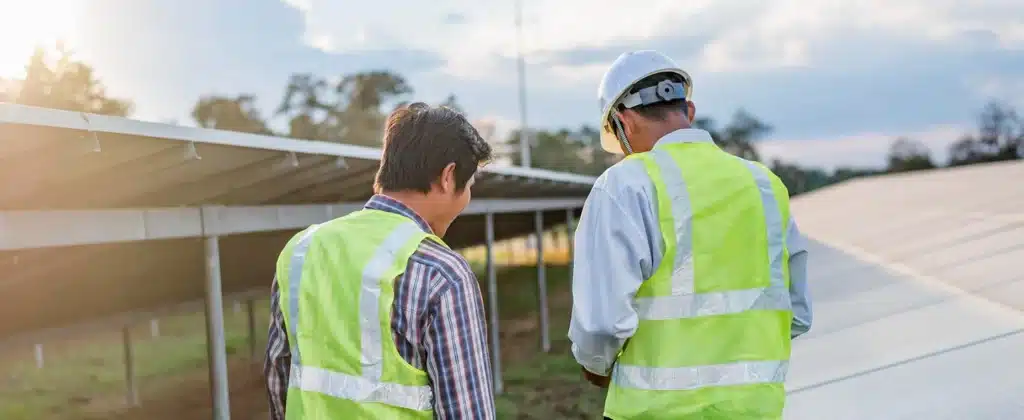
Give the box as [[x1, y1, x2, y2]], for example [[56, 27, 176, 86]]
[[0, 0, 1022, 170]]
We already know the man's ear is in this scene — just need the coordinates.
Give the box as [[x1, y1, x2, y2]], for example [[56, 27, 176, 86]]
[[618, 109, 637, 137], [439, 162, 458, 194], [686, 100, 696, 123]]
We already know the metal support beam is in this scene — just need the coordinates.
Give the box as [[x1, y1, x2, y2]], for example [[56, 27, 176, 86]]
[[535, 211, 550, 352], [246, 298, 257, 361], [203, 235, 231, 420], [0, 198, 586, 251], [484, 212, 503, 394], [123, 326, 139, 406]]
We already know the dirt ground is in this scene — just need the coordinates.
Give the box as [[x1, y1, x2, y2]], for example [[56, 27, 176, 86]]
[[96, 359, 270, 420]]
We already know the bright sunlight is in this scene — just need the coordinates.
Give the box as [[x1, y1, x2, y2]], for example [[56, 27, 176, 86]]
[[0, 0, 83, 78]]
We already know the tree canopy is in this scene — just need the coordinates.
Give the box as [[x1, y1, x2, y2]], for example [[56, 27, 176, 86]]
[[0, 44, 132, 116]]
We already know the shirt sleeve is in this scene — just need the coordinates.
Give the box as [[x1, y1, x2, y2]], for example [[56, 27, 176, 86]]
[[264, 276, 291, 420], [424, 267, 496, 420], [568, 185, 652, 376], [787, 217, 814, 338]]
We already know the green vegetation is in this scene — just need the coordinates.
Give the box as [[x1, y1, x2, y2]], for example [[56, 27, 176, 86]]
[[0, 302, 268, 419], [0, 263, 608, 419], [481, 264, 605, 418]]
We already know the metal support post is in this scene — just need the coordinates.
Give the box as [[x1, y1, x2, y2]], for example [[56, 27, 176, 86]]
[[34, 344, 43, 369], [535, 211, 550, 352], [203, 235, 232, 420], [485, 212, 504, 394], [123, 326, 139, 406], [246, 298, 257, 361]]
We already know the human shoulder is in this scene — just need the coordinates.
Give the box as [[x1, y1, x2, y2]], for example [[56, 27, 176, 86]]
[[408, 238, 478, 290], [593, 157, 654, 197]]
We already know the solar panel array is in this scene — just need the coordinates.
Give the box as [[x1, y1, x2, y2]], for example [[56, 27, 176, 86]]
[[0, 103, 594, 341], [785, 160, 1024, 418]]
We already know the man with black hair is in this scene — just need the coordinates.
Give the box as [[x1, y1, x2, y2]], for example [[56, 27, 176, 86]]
[[265, 103, 496, 419], [569, 51, 813, 419]]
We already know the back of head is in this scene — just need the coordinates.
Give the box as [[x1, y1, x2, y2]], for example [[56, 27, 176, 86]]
[[598, 50, 693, 154], [619, 72, 690, 124], [374, 102, 493, 194]]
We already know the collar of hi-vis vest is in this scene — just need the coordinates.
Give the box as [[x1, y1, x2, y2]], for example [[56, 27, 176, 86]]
[[653, 128, 715, 149]]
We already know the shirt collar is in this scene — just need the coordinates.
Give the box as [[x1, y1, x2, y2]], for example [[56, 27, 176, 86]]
[[653, 128, 715, 149], [364, 194, 434, 234]]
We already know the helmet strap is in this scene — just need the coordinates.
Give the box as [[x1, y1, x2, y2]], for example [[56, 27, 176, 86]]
[[611, 115, 634, 155]]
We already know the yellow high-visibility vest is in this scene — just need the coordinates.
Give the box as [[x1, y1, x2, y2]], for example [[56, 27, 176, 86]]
[[277, 209, 443, 419], [604, 141, 793, 420]]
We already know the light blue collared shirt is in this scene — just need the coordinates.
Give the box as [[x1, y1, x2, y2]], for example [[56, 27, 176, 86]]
[[568, 128, 813, 376]]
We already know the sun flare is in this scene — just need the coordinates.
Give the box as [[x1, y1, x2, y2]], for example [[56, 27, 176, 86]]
[[0, 0, 83, 79]]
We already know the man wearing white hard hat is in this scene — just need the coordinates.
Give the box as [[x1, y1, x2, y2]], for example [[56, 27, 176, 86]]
[[568, 50, 813, 419]]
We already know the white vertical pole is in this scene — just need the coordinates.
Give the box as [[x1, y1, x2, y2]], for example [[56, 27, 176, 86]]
[[485, 213, 504, 394], [203, 235, 231, 420], [123, 327, 139, 406], [150, 319, 160, 338], [514, 0, 531, 168], [246, 298, 257, 361], [34, 344, 44, 369], [535, 211, 550, 352]]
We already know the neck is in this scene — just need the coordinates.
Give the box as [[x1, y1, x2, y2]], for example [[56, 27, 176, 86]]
[[637, 120, 690, 151], [653, 117, 690, 143], [380, 191, 448, 236]]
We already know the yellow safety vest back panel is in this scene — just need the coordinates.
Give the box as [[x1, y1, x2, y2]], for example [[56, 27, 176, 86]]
[[604, 142, 793, 420]]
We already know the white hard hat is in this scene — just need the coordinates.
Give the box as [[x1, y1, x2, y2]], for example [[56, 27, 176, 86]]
[[597, 50, 692, 154]]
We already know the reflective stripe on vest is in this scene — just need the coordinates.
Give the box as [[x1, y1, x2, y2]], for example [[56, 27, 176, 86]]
[[285, 220, 433, 411], [612, 148, 791, 392]]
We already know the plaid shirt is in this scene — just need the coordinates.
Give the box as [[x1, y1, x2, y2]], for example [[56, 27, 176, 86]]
[[264, 195, 495, 419]]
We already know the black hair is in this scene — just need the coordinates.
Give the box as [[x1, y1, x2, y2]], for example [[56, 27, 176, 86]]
[[375, 102, 492, 193]]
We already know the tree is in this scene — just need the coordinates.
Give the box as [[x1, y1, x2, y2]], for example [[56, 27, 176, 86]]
[[191, 94, 272, 134], [886, 137, 936, 173], [976, 100, 1022, 160], [275, 71, 412, 146], [501, 124, 618, 176], [439, 94, 465, 115], [0, 44, 132, 116], [693, 109, 770, 161], [947, 135, 987, 167], [948, 101, 1023, 166]]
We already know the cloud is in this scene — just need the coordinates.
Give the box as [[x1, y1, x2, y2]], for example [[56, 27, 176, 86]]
[[758, 124, 968, 170], [442, 13, 467, 25], [69, 0, 447, 123], [39, 0, 1021, 172]]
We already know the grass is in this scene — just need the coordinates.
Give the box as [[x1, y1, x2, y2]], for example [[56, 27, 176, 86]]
[[0, 303, 270, 419], [481, 264, 606, 419], [0, 243, 603, 419]]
